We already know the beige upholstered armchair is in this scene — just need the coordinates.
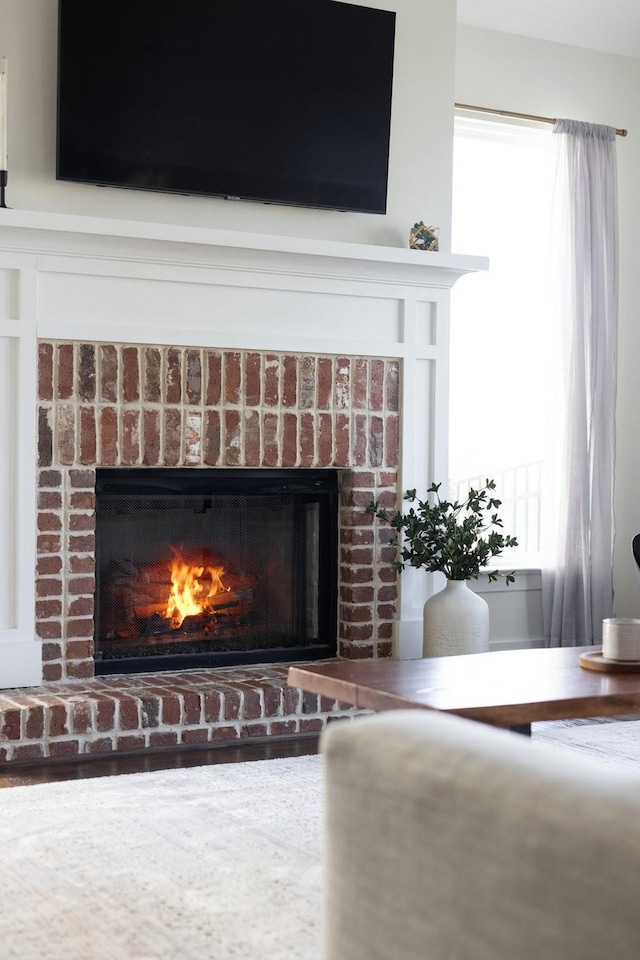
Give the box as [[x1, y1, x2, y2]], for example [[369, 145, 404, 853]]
[[322, 710, 640, 960]]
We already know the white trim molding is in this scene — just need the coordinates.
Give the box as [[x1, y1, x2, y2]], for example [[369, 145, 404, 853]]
[[473, 569, 546, 651], [0, 254, 40, 685]]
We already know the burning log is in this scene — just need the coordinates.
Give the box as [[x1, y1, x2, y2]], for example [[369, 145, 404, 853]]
[[133, 602, 169, 619], [133, 592, 242, 622], [103, 546, 258, 642]]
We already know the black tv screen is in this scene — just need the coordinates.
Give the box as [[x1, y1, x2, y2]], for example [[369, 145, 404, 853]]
[[56, 0, 396, 214]]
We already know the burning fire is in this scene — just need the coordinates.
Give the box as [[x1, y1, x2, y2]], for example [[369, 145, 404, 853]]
[[165, 551, 230, 628]]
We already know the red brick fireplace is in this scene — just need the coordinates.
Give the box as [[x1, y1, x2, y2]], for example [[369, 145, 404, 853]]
[[0, 212, 485, 763], [36, 340, 400, 680], [0, 342, 400, 762]]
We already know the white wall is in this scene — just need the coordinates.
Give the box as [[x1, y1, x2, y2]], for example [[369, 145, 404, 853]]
[[0, 0, 456, 250], [456, 25, 640, 625]]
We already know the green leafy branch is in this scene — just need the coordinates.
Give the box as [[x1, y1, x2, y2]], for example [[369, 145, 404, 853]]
[[367, 480, 518, 583]]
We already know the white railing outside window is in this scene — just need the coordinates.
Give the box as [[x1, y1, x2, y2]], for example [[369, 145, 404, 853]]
[[449, 461, 543, 566]]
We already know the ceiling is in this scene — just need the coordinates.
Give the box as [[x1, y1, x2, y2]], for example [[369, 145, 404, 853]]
[[456, 0, 640, 60]]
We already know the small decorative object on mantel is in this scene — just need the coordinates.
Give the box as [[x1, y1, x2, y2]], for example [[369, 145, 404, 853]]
[[368, 480, 518, 658], [409, 221, 439, 252], [0, 57, 8, 209]]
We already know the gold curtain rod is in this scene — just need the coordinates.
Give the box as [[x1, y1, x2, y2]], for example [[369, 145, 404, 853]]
[[455, 102, 628, 138]]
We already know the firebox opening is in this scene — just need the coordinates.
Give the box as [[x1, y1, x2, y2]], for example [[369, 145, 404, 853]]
[[94, 468, 339, 674]]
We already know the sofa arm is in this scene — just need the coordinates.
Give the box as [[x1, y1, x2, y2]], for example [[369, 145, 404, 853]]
[[321, 711, 640, 960]]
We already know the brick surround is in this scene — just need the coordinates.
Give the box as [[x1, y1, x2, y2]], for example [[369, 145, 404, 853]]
[[36, 340, 401, 679], [0, 341, 401, 762], [0, 663, 362, 763]]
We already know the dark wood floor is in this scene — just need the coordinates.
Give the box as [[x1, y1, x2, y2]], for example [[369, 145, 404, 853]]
[[0, 734, 321, 789]]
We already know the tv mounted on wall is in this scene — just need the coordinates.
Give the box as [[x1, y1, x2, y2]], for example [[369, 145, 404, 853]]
[[56, 0, 396, 215]]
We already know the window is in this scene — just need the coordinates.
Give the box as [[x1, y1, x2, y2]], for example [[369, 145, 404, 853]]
[[450, 116, 555, 568]]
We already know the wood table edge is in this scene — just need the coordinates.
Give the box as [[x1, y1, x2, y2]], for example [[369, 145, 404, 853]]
[[287, 656, 640, 726], [287, 665, 359, 705]]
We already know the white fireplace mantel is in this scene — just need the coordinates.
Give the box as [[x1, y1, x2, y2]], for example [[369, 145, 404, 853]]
[[0, 209, 487, 687], [0, 208, 485, 282]]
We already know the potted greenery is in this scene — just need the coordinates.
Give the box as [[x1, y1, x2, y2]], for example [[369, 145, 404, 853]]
[[368, 479, 518, 657]]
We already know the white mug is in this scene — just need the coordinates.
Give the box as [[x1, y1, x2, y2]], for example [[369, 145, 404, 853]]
[[602, 618, 640, 661]]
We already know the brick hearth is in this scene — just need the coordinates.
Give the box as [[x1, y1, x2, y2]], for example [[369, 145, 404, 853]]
[[0, 662, 360, 763]]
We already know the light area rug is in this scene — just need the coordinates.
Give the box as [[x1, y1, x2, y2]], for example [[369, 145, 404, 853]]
[[3, 720, 640, 960], [533, 717, 640, 772], [0, 754, 324, 960]]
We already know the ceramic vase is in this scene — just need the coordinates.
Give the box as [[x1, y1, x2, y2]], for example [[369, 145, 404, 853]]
[[423, 579, 489, 657]]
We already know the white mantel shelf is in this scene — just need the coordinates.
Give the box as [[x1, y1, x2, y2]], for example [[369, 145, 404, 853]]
[[0, 208, 488, 288]]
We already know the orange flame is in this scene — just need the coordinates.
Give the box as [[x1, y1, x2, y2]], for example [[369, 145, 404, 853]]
[[165, 552, 229, 628]]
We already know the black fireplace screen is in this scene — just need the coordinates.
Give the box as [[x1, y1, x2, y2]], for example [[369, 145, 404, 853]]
[[94, 468, 338, 674]]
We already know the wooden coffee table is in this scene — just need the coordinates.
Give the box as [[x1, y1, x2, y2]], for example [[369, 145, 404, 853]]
[[288, 645, 640, 734]]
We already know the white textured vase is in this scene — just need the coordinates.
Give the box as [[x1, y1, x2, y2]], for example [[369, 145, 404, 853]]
[[423, 579, 489, 657]]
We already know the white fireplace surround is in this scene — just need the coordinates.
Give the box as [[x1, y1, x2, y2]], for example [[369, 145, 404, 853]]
[[0, 209, 486, 688]]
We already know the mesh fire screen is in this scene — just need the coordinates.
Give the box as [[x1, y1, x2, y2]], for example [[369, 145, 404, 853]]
[[94, 469, 338, 674]]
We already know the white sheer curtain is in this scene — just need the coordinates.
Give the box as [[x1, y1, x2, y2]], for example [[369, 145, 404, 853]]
[[543, 119, 619, 646]]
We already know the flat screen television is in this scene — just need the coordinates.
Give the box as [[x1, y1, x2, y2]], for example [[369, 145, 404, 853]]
[[56, 0, 396, 214]]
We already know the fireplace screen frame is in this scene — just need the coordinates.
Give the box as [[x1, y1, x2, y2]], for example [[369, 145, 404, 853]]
[[93, 467, 339, 675]]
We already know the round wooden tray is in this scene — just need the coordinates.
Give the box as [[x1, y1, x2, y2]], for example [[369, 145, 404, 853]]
[[579, 649, 640, 673]]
